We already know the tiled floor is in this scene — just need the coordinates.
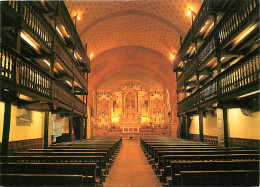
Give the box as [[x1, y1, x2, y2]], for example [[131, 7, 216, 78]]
[[104, 139, 162, 187]]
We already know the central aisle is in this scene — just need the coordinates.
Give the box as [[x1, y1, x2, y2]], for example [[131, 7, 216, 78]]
[[104, 139, 162, 187]]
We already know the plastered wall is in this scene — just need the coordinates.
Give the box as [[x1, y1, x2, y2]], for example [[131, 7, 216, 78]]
[[189, 109, 260, 140], [0, 102, 44, 143], [228, 109, 260, 140]]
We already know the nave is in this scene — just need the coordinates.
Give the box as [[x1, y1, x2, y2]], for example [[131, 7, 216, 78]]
[[104, 139, 161, 187]]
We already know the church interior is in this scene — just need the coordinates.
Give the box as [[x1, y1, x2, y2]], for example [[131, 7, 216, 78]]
[[0, 0, 259, 186]]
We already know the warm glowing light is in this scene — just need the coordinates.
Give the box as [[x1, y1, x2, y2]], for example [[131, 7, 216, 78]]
[[112, 117, 120, 123], [234, 24, 258, 46], [77, 16, 81, 21], [187, 8, 194, 16], [237, 90, 260, 99], [19, 94, 34, 101], [170, 53, 175, 60], [55, 62, 64, 70], [65, 80, 72, 86], [20, 31, 39, 51], [56, 26, 63, 38], [90, 53, 94, 59], [200, 21, 208, 33], [221, 57, 226, 61], [43, 59, 50, 67]]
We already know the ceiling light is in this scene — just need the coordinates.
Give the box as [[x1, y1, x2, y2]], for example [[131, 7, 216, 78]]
[[20, 31, 39, 51], [237, 90, 260, 99], [43, 59, 50, 67], [65, 80, 72, 86], [90, 53, 94, 59], [170, 53, 175, 60]]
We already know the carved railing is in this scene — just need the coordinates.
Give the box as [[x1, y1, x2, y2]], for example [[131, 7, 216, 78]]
[[5, 1, 54, 49], [73, 97, 87, 114], [176, 0, 258, 88], [0, 44, 16, 83], [178, 48, 259, 113], [175, 0, 214, 69], [59, 2, 90, 67], [74, 65, 88, 88], [218, 0, 258, 46], [53, 39, 73, 70], [198, 37, 215, 66], [219, 49, 259, 95], [177, 61, 197, 89], [4, 1, 88, 86], [1, 42, 52, 97], [53, 80, 73, 107], [1, 42, 87, 114]]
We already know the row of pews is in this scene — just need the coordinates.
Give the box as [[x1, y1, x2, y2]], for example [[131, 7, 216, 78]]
[[141, 135, 259, 186], [0, 135, 122, 186]]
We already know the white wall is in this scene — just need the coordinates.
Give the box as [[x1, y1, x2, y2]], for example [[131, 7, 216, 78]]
[[0, 102, 44, 143], [228, 109, 260, 140]]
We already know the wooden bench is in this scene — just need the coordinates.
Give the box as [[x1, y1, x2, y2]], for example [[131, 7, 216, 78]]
[[169, 160, 260, 186], [28, 148, 114, 166], [180, 170, 259, 186], [0, 155, 106, 182], [156, 150, 259, 171], [0, 174, 84, 186], [0, 162, 96, 186], [160, 154, 260, 179], [149, 147, 242, 161]]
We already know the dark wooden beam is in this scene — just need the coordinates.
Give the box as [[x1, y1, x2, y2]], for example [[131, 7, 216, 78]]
[[1, 101, 12, 155], [223, 108, 229, 147], [18, 102, 51, 111], [199, 111, 204, 142], [198, 70, 213, 75], [44, 111, 49, 148]]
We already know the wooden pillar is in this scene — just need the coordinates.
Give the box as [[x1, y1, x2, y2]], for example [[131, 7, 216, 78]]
[[69, 114, 73, 141], [80, 117, 84, 140], [43, 111, 49, 148], [223, 108, 229, 147], [84, 117, 87, 139], [199, 111, 204, 142], [1, 101, 12, 155]]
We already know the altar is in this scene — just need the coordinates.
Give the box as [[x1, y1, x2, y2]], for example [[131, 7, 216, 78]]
[[122, 122, 139, 132]]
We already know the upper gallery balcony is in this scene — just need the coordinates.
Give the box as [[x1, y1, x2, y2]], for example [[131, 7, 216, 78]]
[[174, 0, 259, 93]]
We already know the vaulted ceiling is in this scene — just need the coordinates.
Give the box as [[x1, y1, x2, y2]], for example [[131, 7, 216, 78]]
[[65, 0, 203, 106]]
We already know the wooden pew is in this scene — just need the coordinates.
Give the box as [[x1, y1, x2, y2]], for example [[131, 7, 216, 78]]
[[156, 150, 259, 171], [149, 147, 242, 161], [0, 162, 96, 186], [180, 170, 259, 186], [169, 160, 260, 186], [0, 155, 105, 182], [160, 154, 260, 178], [0, 174, 84, 186], [28, 148, 114, 166]]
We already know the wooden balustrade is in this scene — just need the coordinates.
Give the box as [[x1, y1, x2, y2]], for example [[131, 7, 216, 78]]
[[4, 1, 88, 87], [53, 81, 74, 107], [18, 2, 53, 49], [178, 49, 259, 113], [0, 45, 16, 83], [58, 2, 88, 61], [219, 49, 259, 95], [175, 0, 214, 69], [1, 42, 87, 114], [53, 39, 73, 70], [218, 0, 258, 46], [177, 61, 197, 89], [1, 42, 52, 97], [198, 37, 215, 66]]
